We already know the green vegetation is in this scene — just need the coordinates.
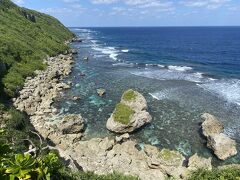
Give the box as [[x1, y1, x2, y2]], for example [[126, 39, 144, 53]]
[[122, 89, 137, 101], [57, 170, 139, 180], [158, 149, 183, 164], [113, 103, 134, 125], [0, 0, 74, 97], [188, 168, 240, 180]]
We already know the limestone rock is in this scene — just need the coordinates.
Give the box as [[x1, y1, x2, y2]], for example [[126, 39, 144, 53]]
[[121, 89, 147, 112], [97, 88, 106, 97], [188, 153, 212, 171], [115, 133, 130, 143], [207, 133, 237, 160], [106, 89, 152, 133], [60, 114, 85, 134], [158, 149, 185, 167], [201, 113, 237, 160], [107, 110, 152, 133], [201, 113, 224, 137]]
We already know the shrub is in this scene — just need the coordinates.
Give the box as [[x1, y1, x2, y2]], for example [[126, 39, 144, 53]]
[[188, 168, 240, 180], [122, 89, 137, 101], [113, 103, 134, 125], [7, 108, 26, 130]]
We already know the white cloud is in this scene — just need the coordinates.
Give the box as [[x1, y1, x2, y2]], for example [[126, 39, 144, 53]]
[[91, 0, 118, 4], [181, 0, 231, 9]]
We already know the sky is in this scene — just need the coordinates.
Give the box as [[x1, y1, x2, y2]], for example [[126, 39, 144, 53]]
[[13, 0, 240, 27]]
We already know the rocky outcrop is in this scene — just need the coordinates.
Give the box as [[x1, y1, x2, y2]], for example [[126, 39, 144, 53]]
[[201, 113, 224, 137], [207, 133, 237, 160], [60, 114, 85, 134], [188, 153, 212, 171], [97, 88, 106, 97], [106, 89, 152, 133], [201, 113, 237, 160], [13, 53, 85, 148], [58, 137, 194, 180]]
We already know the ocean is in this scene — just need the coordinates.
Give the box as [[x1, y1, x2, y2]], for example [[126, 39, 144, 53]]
[[55, 27, 240, 164]]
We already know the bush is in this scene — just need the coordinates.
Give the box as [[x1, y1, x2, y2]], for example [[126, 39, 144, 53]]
[[188, 168, 240, 180], [55, 169, 139, 180], [7, 108, 26, 130], [113, 103, 134, 125], [122, 89, 137, 101]]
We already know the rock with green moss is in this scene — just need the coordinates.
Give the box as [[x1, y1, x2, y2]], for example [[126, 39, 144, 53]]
[[106, 89, 152, 133], [121, 89, 147, 111], [158, 149, 185, 167]]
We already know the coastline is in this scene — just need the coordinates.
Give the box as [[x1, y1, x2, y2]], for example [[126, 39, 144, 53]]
[[12, 39, 237, 180]]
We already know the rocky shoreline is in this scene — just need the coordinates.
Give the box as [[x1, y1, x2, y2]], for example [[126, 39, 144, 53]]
[[13, 47, 238, 179]]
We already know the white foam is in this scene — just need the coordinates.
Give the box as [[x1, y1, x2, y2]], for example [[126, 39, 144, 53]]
[[158, 64, 165, 68], [121, 49, 129, 53], [198, 79, 240, 106], [131, 69, 204, 83], [112, 62, 134, 67], [149, 92, 166, 100], [109, 53, 118, 60], [92, 46, 119, 60], [145, 64, 165, 68], [168, 65, 193, 72], [149, 88, 179, 100]]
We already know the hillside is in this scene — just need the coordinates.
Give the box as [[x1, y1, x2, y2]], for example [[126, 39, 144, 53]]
[[0, 0, 74, 97]]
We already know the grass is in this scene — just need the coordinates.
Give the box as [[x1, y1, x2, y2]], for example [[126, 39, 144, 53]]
[[0, 0, 74, 97], [188, 168, 240, 180], [122, 89, 137, 101], [158, 149, 183, 165], [56, 169, 139, 180], [113, 103, 135, 125]]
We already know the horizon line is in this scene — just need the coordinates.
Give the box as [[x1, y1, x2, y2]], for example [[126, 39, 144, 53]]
[[67, 25, 240, 28]]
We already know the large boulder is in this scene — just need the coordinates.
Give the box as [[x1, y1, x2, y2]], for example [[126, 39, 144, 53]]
[[201, 113, 237, 160], [106, 89, 152, 133], [188, 153, 212, 171], [201, 113, 224, 137], [207, 133, 237, 160], [60, 114, 85, 134]]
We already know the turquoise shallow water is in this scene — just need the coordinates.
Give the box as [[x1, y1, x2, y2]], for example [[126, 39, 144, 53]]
[[55, 28, 240, 165]]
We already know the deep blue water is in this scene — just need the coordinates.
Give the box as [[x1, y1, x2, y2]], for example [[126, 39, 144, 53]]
[[55, 27, 240, 164], [86, 27, 240, 79]]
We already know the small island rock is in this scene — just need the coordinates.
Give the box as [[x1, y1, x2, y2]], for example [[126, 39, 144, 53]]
[[106, 89, 152, 133]]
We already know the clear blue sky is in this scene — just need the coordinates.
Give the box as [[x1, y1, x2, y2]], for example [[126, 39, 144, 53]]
[[13, 0, 240, 27]]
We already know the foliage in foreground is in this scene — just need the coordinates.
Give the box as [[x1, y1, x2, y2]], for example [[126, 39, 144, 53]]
[[0, 0, 74, 97], [0, 128, 139, 180], [188, 168, 240, 180]]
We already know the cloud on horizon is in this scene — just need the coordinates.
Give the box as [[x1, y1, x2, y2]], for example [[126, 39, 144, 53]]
[[12, 0, 240, 26]]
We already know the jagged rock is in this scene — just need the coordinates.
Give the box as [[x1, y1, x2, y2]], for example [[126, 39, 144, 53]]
[[207, 133, 237, 160], [71, 37, 82, 42], [60, 114, 85, 134], [107, 110, 152, 133], [121, 89, 147, 112], [201, 113, 224, 137], [188, 153, 212, 171], [69, 49, 78, 54], [97, 88, 106, 97], [71, 96, 81, 101], [115, 133, 130, 143], [106, 89, 152, 133], [201, 113, 237, 160]]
